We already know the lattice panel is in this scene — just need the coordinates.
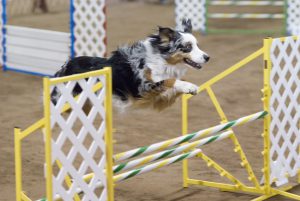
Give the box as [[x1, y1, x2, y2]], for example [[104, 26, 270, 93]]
[[175, 0, 206, 33], [72, 0, 106, 57], [48, 75, 108, 200], [269, 37, 300, 186], [287, 0, 300, 35]]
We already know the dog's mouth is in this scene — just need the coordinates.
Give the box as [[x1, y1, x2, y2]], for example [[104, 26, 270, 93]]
[[183, 58, 202, 69]]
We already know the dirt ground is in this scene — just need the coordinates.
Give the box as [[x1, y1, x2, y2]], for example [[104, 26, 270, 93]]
[[1, 1, 299, 201]]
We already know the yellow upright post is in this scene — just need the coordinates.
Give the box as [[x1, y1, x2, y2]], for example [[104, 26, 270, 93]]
[[182, 94, 189, 187], [43, 77, 53, 201], [14, 127, 22, 201], [104, 67, 115, 201], [262, 37, 272, 195]]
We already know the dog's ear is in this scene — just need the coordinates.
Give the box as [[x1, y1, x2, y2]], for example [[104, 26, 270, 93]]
[[158, 26, 176, 42], [182, 18, 192, 33]]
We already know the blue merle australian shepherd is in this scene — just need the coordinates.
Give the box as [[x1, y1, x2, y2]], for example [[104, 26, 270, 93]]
[[52, 19, 210, 111]]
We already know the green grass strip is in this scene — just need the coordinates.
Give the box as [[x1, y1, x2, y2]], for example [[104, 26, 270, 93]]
[[207, 28, 282, 35]]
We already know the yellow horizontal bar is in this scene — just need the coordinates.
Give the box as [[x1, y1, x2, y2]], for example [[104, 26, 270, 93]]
[[251, 194, 275, 201], [187, 178, 238, 190], [186, 48, 264, 99], [49, 68, 111, 85], [272, 188, 300, 200], [251, 185, 294, 201], [19, 118, 45, 140], [187, 179, 263, 194], [21, 192, 32, 201]]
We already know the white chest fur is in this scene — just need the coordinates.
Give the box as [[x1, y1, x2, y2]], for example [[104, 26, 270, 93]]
[[150, 64, 187, 82], [143, 40, 187, 82]]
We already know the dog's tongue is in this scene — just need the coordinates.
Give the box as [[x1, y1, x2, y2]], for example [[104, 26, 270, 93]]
[[184, 58, 202, 69]]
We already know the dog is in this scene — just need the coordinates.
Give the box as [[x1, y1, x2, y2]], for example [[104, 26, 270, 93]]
[[52, 19, 210, 111]]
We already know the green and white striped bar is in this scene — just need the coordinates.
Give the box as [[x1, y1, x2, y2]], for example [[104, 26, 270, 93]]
[[114, 149, 202, 183], [114, 111, 267, 162], [113, 131, 232, 173], [210, 0, 284, 6], [48, 149, 202, 200], [209, 13, 284, 19], [102, 149, 202, 189]]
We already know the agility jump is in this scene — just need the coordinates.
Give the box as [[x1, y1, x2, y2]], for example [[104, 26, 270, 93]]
[[15, 36, 300, 201], [175, 0, 300, 35], [0, 0, 106, 76], [15, 75, 266, 201]]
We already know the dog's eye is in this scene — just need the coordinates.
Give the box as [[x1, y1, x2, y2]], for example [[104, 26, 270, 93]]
[[182, 43, 192, 53]]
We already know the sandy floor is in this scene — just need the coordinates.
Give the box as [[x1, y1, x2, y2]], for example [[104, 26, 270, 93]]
[[1, 1, 299, 201]]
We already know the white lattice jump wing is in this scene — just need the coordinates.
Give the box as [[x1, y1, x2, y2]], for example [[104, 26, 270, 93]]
[[0, 1, 3, 65], [5, 25, 70, 75], [46, 73, 109, 200], [72, 0, 107, 57], [175, 0, 300, 35], [287, 0, 300, 35], [175, 0, 206, 32], [269, 36, 300, 186], [1, 0, 107, 76]]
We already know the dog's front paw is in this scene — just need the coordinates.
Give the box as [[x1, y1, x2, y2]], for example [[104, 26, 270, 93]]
[[182, 83, 198, 95], [175, 81, 198, 95]]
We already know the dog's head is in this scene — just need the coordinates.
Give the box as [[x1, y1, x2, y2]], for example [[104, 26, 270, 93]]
[[149, 19, 209, 69]]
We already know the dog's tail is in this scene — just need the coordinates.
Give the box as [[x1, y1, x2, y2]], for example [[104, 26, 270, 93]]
[[50, 60, 69, 104], [53, 59, 69, 77]]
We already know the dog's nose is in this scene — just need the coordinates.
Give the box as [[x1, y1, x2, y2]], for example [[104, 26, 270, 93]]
[[204, 55, 210, 62]]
